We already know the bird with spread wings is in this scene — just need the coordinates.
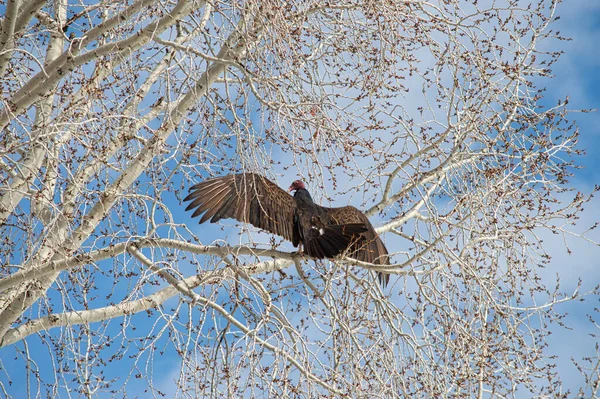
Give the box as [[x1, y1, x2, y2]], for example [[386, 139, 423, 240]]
[[184, 173, 390, 286]]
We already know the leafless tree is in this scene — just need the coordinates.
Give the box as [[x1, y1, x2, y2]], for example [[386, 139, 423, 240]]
[[0, 0, 597, 397]]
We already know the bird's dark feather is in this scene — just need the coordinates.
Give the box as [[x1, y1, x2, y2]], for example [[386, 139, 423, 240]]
[[184, 173, 390, 286]]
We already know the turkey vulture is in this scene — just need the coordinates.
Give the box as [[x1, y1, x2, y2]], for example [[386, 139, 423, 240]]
[[183, 173, 390, 286]]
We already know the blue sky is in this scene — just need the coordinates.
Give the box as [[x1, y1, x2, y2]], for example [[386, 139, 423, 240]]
[[533, 1, 600, 393]]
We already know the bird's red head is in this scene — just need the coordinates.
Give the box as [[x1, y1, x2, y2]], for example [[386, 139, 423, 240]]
[[288, 180, 305, 192]]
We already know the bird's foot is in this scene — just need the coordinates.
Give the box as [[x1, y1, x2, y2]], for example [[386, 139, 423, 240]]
[[291, 250, 305, 257]]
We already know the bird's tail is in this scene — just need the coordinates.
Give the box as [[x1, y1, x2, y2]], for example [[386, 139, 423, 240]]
[[345, 233, 390, 287]]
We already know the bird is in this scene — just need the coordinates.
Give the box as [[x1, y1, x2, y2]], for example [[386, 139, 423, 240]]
[[183, 173, 390, 286]]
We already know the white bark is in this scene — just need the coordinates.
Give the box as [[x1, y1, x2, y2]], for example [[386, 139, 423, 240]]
[[0, 2, 253, 340]]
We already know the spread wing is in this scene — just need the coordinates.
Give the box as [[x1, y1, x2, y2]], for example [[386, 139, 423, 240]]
[[322, 205, 390, 286], [184, 173, 298, 242]]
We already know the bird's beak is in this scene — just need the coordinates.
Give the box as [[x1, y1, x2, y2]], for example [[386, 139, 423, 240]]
[[288, 185, 294, 192]]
